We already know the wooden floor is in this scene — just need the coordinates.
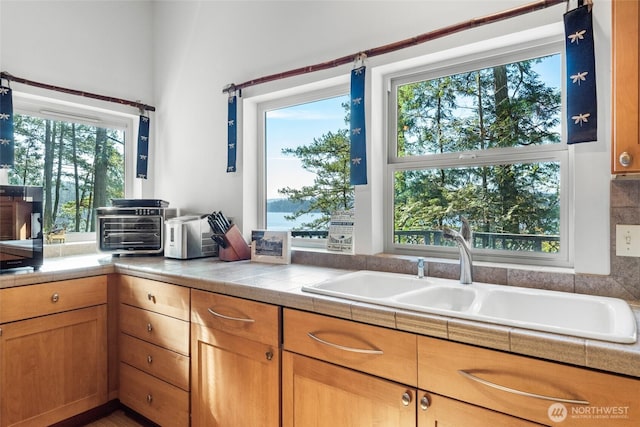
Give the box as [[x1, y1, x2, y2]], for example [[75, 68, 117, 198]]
[[82, 410, 145, 427]]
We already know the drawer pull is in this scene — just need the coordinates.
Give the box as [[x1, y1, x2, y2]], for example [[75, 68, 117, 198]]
[[207, 308, 255, 323], [51, 293, 59, 303], [458, 370, 590, 405], [147, 293, 156, 303], [147, 355, 153, 364], [147, 323, 153, 333], [420, 395, 430, 411], [307, 332, 384, 355], [146, 394, 153, 404], [401, 391, 412, 406]]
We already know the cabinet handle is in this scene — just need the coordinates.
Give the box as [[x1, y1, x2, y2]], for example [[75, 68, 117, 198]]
[[265, 351, 274, 361], [420, 395, 430, 411], [207, 307, 255, 323], [401, 391, 412, 406], [147, 355, 153, 364], [147, 293, 156, 303], [619, 151, 632, 167], [458, 370, 589, 405], [306, 332, 384, 355], [146, 394, 153, 404], [147, 323, 153, 333], [51, 293, 59, 303]]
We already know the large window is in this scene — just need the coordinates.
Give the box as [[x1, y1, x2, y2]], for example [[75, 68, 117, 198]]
[[11, 99, 131, 239], [388, 47, 568, 265], [261, 89, 351, 237]]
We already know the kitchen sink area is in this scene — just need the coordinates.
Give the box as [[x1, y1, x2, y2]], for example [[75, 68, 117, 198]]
[[302, 270, 638, 344]]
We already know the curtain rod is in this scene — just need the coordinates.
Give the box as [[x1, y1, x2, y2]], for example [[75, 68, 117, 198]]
[[224, 0, 567, 94], [0, 71, 156, 112]]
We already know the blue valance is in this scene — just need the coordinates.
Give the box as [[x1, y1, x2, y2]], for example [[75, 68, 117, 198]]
[[564, 2, 597, 144], [0, 85, 15, 168], [350, 66, 367, 185], [136, 115, 150, 179], [227, 95, 237, 173]]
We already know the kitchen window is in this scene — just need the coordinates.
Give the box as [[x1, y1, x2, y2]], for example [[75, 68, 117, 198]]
[[258, 86, 351, 243], [11, 93, 135, 243], [387, 43, 569, 266]]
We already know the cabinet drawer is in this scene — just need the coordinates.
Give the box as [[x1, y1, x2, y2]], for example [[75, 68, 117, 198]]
[[119, 275, 189, 320], [283, 309, 417, 386], [120, 304, 190, 355], [191, 289, 280, 345], [419, 336, 640, 426], [0, 276, 107, 323], [120, 333, 189, 391], [120, 362, 189, 427]]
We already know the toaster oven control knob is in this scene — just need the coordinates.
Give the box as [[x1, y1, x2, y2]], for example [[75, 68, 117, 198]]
[[51, 293, 59, 303]]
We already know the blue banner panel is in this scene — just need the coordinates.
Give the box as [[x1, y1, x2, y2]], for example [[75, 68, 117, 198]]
[[227, 95, 237, 173], [564, 4, 597, 144], [350, 66, 367, 185], [0, 86, 15, 168], [136, 115, 150, 179]]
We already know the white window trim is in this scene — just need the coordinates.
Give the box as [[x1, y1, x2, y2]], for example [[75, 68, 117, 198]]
[[10, 91, 139, 245], [256, 84, 349, 248], [382, 38, 571, 267]]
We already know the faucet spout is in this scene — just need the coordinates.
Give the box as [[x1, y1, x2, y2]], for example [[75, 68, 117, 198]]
[[443, 218, 473, 284]]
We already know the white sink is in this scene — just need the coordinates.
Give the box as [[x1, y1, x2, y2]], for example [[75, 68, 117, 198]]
[[302, 271, 637, 344]]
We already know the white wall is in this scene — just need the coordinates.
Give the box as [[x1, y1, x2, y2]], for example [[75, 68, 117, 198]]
[[0, 0, 612, 274], [0, 0, 155, 196]]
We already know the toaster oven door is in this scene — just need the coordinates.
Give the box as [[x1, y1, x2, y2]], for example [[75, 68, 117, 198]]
[[98, 215, 164, 254]]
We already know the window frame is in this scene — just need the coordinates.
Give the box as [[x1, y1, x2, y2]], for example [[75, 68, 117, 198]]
[[11, 91, 138, 243], [257, 84, 350, 248], [384, 40, 572, 267]]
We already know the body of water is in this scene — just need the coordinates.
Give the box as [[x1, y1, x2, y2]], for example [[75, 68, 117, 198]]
[[267, 212, 323, 231]]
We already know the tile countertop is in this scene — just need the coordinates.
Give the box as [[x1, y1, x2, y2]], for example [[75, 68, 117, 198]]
[[1, 254, 639, 379]]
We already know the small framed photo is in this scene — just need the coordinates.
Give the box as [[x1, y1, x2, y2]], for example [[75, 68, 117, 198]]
[[250, 230, 291, 264]]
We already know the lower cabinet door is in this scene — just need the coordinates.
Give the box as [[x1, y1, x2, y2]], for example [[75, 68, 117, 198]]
[[418, 392, 544, 427], [282, 351, 416, 427], [119, 362, 189, 427], [191, 323, 280, 427], [0, 305, 107, 427]]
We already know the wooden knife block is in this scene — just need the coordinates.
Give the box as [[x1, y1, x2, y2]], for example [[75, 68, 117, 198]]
[[219, 225, 251, 261]]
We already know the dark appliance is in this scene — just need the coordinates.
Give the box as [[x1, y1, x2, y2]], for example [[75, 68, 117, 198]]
[[96, 199, 172, 255], [0, 185, 43, 271]]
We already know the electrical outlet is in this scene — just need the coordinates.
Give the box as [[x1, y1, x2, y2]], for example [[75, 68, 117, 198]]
[[615, 225, 640, 257]]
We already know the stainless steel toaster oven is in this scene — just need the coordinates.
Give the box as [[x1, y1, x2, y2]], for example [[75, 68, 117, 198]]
[[96, 205, 172, 255]]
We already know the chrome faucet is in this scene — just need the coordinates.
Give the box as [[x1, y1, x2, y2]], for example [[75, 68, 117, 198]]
[[443, 217, 473, 284]]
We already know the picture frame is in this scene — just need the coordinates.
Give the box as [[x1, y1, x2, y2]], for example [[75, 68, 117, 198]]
[[250, 230, 291, 264]]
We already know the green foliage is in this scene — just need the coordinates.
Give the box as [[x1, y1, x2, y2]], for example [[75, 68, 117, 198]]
[[10, 114, 124, 233], [278, 128, 353, 230], [395, 56, 562, 252]]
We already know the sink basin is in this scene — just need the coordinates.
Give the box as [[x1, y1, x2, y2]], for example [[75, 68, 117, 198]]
[[302, 270, 637, 344], [393, 286, 477, 313], [303, 270, 426, 302], [477, 288, 636, 342]]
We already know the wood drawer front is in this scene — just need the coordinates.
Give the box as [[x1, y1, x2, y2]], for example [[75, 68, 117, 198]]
[[0, 276, 107, 323], [120, 333, 189, 391], [191, 289, 280, 345], [120, 304, 190, 355], [118, 275, 189, 320], [119, 362, 189, 427], [283, 309, 417, 386], [419, 336, 640, 426]]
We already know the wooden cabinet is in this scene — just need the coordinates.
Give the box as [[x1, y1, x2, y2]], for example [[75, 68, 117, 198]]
[[0, 277, 107, 427], [612, 0, 640, 173], [282, 309, 417, 427], [419, 336, 639, 426], [418, 392, 542, 427], [283, 351, 416, 427], [117, 276, 190, 427], [191, 290, 280, 427]]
